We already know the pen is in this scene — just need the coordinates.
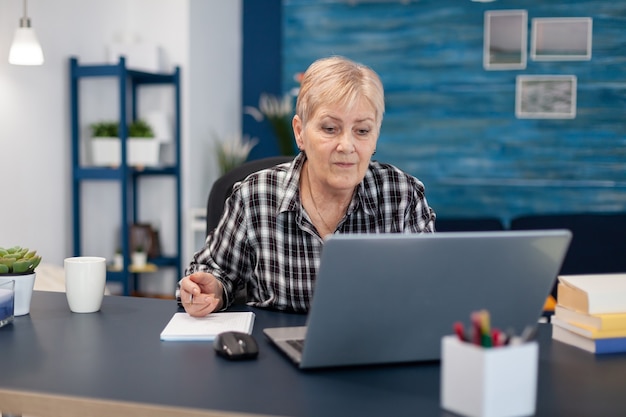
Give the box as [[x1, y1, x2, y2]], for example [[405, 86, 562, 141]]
[[519, 325, 537, 343], [189, 293, 193, 305]]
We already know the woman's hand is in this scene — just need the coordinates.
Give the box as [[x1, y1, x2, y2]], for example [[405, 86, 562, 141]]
[[179, 272, 224, 317]]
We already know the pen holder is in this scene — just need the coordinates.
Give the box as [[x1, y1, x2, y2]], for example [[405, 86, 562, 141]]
[[440, 335, 538, 417]]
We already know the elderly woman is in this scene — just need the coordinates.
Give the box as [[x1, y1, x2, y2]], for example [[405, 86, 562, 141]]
[[179, 56, 436, 316]]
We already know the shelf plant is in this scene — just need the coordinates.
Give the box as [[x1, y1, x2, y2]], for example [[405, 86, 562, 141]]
[[90, 119, 160, 167], [90, 121, 118, 138], [128, 119, 154, 138]]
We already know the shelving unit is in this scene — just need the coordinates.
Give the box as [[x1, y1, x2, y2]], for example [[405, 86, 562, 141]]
[[69, 56, 182, 296]]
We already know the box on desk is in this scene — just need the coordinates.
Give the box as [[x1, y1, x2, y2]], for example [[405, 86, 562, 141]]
[[440, 335, 538, 417]]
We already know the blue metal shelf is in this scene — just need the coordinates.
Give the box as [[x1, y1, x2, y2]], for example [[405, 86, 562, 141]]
[[70, 56, 182, 297]]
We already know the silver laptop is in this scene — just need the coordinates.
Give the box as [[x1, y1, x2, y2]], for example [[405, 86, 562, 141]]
[[264, 230, 572, 369]]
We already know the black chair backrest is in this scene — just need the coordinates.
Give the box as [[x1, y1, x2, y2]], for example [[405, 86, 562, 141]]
[[206, 156, 293, 236], [435, 217, 505, 232], [510, 212, 626, 298], [511, 212, 626, 275]]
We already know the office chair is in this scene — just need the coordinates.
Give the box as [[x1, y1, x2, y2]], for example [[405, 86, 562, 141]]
[[435, 217, 505, 232], [510, 212, 626, 300], [206, 156, 294, 236]]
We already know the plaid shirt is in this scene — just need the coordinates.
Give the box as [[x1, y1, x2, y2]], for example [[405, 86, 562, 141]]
[[186, 152, 436, 312]]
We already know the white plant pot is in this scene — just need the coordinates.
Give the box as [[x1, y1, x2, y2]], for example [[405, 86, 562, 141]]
[[113, 253, 124, 270], [131, 252, 147, 269], [127, 139, 161, 166], [0, 272, 35, 316], [91, 137, 119, 166], [91, 137, 161, 167]]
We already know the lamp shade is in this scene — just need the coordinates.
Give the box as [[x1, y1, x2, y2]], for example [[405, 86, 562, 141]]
[[9, 27, 44, 65]]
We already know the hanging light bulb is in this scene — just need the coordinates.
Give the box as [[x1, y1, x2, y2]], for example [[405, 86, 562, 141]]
[[8, 0, 44, 66]]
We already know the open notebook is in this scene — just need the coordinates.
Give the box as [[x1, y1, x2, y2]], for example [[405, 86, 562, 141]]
[[264, 230, 571, 369]]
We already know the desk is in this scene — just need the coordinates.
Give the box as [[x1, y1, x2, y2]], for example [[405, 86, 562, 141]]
[[0, 292, 625, 417]]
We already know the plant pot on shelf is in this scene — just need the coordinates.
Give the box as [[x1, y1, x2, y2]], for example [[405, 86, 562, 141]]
[[128, 138, 161, 166], [89, 119, 160, 167], [90, 137, 161, 167], [131, 251, 147, 269]]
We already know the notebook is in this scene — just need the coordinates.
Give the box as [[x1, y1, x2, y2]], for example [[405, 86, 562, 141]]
[[160, 311, 255, 341], [263, 230, 571, 369]]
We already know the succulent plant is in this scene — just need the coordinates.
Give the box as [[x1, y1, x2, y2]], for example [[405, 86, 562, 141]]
[[0, 246, 42, 274]]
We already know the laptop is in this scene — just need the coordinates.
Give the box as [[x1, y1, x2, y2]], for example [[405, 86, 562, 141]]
[[263, 230, 572, 369]]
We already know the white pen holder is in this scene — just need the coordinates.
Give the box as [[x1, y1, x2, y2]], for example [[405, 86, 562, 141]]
[[440, 335, 538, 417]]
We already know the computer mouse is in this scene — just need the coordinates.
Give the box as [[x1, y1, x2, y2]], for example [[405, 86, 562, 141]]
[[213, 331, 259, 360]]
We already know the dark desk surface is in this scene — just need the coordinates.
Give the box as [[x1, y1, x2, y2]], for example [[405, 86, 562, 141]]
[[0, 291, 625, 417]]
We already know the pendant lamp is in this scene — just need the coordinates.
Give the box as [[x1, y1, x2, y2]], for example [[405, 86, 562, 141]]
[[8, 0, 44, 66]]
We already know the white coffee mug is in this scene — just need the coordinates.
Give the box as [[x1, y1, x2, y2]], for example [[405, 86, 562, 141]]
[[64, 257, 107, 313]]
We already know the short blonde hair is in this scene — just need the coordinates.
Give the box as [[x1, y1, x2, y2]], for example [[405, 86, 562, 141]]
[[295, 56, 385, 128]]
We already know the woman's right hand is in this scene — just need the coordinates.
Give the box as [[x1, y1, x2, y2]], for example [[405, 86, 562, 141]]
[[179, 272, 224, 317]]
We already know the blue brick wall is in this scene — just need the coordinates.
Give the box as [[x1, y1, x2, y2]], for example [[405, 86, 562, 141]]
[[281, 0, 626, 225]]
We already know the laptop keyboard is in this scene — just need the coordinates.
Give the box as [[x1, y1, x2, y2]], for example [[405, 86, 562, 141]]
[[286, 339, 305, 353]]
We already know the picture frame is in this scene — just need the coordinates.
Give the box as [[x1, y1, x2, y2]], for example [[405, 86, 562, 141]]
[[129, 223, 161, 258], [483, 10, 527, 70], [515, 75, 577, 119], [531, 17, 593, 61]]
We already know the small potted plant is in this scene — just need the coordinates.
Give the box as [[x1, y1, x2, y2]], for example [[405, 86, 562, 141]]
[[127, 119, 160, 167], [131, 245, 147, 269], [89, 119, 160, 167], [112, 247, 124, 270], [0, 246, 42, 316], [90, 121, 120, 166]]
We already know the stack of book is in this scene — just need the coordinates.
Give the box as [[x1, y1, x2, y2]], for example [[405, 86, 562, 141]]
[[551, 273, 626, 354]]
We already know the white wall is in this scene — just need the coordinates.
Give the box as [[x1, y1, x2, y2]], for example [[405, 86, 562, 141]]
[[0, 0, 241, 295]]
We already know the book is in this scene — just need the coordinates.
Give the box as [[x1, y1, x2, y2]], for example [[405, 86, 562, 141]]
[[557, 274, 626, 314], [551, 316, 626, 339], [552, 324, 626, 354], [554, 305, 626, 331], [160, 311, 255, 341]]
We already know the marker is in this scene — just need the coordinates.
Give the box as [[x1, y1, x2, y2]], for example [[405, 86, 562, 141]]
[[491, 328, 503, 347], [454, 321, 467, 342], [471, 311, 483, 346], [479, 310, 492, 347]]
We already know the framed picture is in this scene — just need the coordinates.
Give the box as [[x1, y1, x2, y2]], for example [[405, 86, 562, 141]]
[[516, 75, 577, 119], [483, 10, 527, 70], [129, 223, 161, 257], [531, 17, 593, 61]]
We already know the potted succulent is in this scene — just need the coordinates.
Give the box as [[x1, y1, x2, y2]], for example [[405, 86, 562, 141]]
[[0, 246, 42, 316], [131, 245, 147, 269], [90, 119, 160, 167]]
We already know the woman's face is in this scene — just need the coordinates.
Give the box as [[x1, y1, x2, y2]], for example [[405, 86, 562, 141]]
[[294, 99, 379, 195]]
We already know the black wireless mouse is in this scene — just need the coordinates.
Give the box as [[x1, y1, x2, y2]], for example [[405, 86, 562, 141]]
[[213, 331, 259, 360]]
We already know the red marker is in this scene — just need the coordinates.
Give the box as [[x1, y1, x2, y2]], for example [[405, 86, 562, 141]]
[[453, 321, 467, 342]]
